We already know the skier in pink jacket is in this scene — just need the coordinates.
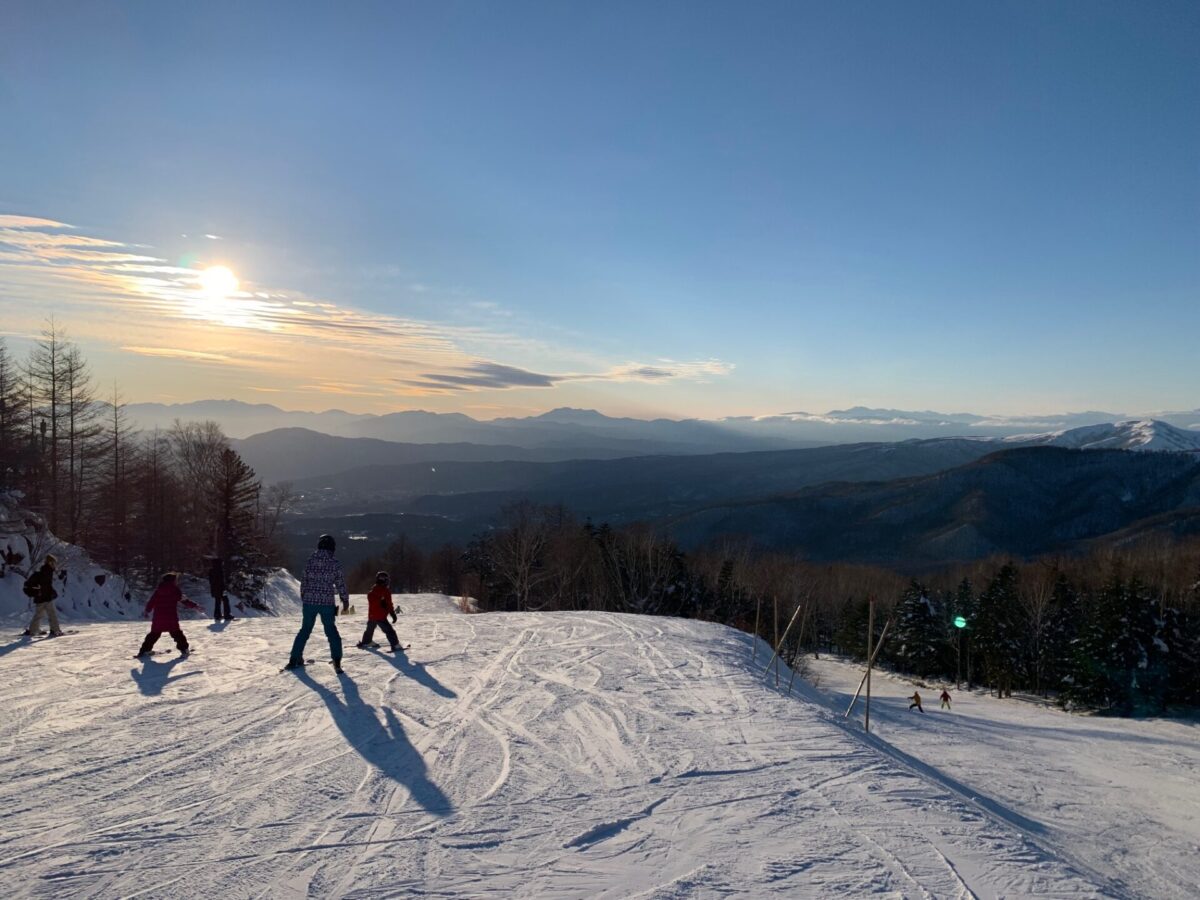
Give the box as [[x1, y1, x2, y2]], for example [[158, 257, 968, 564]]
[[136, 573, 202, 657]]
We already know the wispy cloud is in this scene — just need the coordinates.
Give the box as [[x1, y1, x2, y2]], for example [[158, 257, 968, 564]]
[[402, 358, 734, 393], [122, 345, 236, 363], [0, 214, 734, 408]]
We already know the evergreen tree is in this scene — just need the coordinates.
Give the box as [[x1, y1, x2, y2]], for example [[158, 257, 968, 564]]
[[975, 564, 1025, 697], [1041, 573, 1081, 693], [890, 580, 943, 677], [212, 447, 264, 603]]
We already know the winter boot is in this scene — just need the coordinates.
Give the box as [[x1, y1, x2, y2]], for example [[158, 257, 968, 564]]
[[332, 660, 344, 674]]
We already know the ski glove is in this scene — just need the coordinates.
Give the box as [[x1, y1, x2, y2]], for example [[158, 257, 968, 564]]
[[390, 611, 398, 624]]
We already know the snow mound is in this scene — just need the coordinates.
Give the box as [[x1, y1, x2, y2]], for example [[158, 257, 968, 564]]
[[0, 604, 1110, 897], [0, 491, 300, 624]]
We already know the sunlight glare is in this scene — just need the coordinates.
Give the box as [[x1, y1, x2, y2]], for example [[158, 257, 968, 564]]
[[200, 264, 239, 298]]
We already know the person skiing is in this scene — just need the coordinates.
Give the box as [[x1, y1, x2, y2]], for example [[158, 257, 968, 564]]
[[285, 534, 349, 672], [940, 689, 952, 710], [22, 554, 63, 637], [357, 571, 402, 652], [136, 572, 202, 656], [908, 690, 924, 713], [207, 556, 233, 621]]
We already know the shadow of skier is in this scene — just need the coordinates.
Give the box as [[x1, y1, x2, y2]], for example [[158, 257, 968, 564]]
[[0, 638, 29, 659], [130, 655, 201, 696], [295, 669, 453, 816], [207, 621, 230, 632], [367, 646, 458, 699]]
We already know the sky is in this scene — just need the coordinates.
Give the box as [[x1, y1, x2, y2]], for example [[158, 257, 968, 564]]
[[1, 1, 1197, 420]]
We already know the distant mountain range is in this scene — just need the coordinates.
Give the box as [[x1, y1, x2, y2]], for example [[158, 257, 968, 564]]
[[125, 399, 1200, 452]]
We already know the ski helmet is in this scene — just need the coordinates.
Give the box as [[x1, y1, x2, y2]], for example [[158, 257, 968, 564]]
[[317, 534, 336, 552], [375, 571, 390, 585]]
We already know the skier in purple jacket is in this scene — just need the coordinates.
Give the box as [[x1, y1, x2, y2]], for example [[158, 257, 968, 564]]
[[285, 534, 350, 672]]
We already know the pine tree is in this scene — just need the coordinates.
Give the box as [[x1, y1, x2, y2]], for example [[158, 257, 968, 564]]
[[1041, 573, 1081, 693], [975, 564, 1025, 697], [212, 447, 263, 603], [890, 580, 943, 677]]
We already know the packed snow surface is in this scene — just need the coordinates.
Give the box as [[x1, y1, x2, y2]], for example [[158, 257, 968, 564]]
[[806, 655, 1200, 899], [1, 596, 1120, 898]]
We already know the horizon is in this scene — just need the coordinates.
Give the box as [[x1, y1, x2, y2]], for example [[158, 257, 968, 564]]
[[3, 3, 1198, 419], [114, 395, 1199, 427]]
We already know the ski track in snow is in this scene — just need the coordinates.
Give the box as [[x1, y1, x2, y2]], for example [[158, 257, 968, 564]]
[[0, 595, 1116, 898]]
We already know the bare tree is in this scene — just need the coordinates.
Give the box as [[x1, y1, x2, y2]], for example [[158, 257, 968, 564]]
[[491, 502, 552, 611]]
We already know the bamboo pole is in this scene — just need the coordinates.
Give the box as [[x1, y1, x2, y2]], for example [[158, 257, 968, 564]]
[[763, 601, 805, 679], [752, 597, 761, 662], [773, 596, 780, 687], [865, 597, 875, 733], [786, 600, 812, 696], [844, 616, 892, 718]]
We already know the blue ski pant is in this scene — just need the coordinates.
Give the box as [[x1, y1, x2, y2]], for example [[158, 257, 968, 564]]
[[290, 604, 342, 663]]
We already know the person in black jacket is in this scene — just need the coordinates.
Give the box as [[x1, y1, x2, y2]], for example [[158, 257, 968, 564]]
[[207, 556, 233, 621], [22, 554, 63, 637]]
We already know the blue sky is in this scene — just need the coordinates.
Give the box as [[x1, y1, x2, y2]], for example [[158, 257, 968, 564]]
[[1, 1, 1197, 418]]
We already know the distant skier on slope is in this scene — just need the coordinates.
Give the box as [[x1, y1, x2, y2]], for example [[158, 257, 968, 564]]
[[207, 556, 233, 621], [136, 572, 203, 656], [22, 554, 63, 638], [908, 691, 924, 713], [285, 534, 349, 672], [940, 689, 952, 710], [357, 571, 402, 652]]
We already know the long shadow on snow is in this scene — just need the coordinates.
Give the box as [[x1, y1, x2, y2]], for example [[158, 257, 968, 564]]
[[0, 638, 29, 659], [366, 646, 458, 699], [130, 656, 201, 696], [295, 669, 453, 816]]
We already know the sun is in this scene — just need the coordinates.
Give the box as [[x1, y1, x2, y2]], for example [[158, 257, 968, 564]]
[[199, 265, 239, 298]]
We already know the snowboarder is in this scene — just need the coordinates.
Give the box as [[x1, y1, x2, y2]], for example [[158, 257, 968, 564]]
[[22, 554, 63, 637], [357, 571, 401, 652], [285, 534, 349, 672], [207, 556, 233, 621], [136, 572, 202, 656], [908, 691, 924, 713], [940, 689, 952, 710]]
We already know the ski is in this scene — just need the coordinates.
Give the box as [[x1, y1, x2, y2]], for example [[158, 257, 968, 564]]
[[280, 658, 316, 673], [20, 629, 80, 640]]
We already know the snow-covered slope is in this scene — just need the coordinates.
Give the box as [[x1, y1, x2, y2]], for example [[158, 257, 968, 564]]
[[0, 599, 1112, 897], [806, 655, 1200, 899], [1010, 419, 1200, 452]]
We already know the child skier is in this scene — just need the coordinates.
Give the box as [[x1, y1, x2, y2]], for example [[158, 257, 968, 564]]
[[22, 554, 63, 638], [908, 690, 924, 713], [357, 571, 402, 651], [285, 534, 350, 672], [137, 572, 202, 657], [940, 689, 952, 710]]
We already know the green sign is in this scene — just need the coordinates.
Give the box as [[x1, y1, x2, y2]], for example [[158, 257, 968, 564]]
[[954, 616, 968, 629]]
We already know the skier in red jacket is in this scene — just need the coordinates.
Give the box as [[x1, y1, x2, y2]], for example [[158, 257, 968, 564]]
[[357, 571, 402, 652], [136, 573, 202, 657]]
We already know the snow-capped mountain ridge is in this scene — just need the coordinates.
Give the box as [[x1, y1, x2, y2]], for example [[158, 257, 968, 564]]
[[1012, 419, 1200, 452]]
